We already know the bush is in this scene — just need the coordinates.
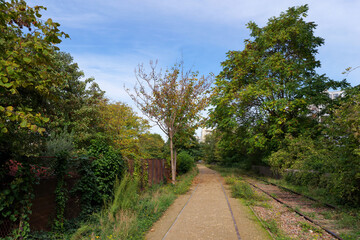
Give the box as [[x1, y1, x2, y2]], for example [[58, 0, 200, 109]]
[[88, 140, 124, 202], [176, 151, 194, 174], [73, 140, 124, 215]]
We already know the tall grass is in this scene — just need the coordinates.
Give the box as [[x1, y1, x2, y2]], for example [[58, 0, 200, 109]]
[[71, 168, 198, 240]]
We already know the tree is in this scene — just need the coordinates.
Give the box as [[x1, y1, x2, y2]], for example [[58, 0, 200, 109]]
[[139, 133, 165, 159], [0, 0, 70, 162], [100, 101, 149, 159], [0, 0, 69, 135], [210, 5, 347, 160], [127, 61, 213, 183], [202, 130, 221, 164], [40, 51, 106, 150]]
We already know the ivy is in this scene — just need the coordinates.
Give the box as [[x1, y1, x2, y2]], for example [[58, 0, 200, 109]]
[[52, 152, 69, 233], [71, 155, 101, 216], [0, 157, 36, 239]]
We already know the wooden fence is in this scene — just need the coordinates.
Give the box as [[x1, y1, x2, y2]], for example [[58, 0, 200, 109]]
[[127, 159, 171, 185], [0, 158, 170, 237]]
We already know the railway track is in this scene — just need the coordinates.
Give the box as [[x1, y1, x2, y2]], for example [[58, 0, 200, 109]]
[[246, 174, 337, 209], [243, 177, 344, 240]]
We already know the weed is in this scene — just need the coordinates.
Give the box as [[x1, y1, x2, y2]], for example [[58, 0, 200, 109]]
[[231, 181, 255, 200], [270, 193, 278, 198], [225, 175, 236, 185], [263, 219, 280, 235], [320, 210, 335, 219], [304, 211, 316, 219], [298, 221, 322, 234]]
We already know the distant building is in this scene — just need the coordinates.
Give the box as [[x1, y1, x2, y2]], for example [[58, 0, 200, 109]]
[[327, 90, 344, 100], [200, 128, 212, 142], [309, 90, 344, 121]]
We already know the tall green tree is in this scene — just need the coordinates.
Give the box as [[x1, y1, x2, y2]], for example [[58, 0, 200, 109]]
[[0, 0, 69, 162], [210, 5, 347, 159], [0, 0, 68, 135], [41, 51, 106, 150]]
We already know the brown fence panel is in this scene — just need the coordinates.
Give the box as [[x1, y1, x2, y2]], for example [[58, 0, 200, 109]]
[[29, 177, 81, 231], [127, 159, 170, 186]]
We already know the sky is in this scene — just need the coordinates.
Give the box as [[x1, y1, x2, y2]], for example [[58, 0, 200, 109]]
[[27, 0, 360, 139]]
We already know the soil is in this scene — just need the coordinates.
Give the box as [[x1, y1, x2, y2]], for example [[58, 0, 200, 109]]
[[146, 165, 271, 240]]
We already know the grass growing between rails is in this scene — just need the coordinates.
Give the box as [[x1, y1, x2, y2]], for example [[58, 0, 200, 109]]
[[265, 178, 360, 240], [222, 175, 289, 239], [70, 167, 198, 240], [210, 164, 360, 240]]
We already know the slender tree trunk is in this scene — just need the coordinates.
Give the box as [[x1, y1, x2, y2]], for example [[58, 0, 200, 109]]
[[174, 146, 177, 181], [170, 134, 176, 184]]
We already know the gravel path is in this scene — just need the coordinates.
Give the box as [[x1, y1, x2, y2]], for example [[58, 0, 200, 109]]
[[146, 165, 270, 240]]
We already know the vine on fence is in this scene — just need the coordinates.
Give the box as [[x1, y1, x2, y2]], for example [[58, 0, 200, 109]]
[[132, 158, 148, 189], [0, 157, 36, 239], [53, 152, 69, 233]]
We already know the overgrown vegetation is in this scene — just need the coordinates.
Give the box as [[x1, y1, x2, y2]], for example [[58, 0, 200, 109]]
[[176, 151, 195, 175], [71, 167, 198, 240], [207, 4, 359, 208]]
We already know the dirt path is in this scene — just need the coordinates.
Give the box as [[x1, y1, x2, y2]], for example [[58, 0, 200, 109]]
[[146, 165, 271, 240]]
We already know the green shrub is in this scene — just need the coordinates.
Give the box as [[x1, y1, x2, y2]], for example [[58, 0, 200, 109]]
[[72, 140, 124, 215], [88, 139, 124, 203], [176, 151, 194, 174]]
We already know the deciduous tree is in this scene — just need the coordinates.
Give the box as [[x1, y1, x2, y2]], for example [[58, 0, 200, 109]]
[[210, 5, 347, 158], [127, 61, 212, 183], [100, 101, 149, 159]]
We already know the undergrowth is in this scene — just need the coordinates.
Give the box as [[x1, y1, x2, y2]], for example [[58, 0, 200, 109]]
[[70, 167, 198, 240]]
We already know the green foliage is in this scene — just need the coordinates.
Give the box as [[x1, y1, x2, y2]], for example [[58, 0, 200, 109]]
[[72, 155, 101, 216], [267, 134, 331, 174], [173, 167, 199, 195], [231, 181, 256, 200], [0, 157, 35, 239], [176, 151, 195, 174], [45, 52, 106, 150], [209, 5, 347, 166], [45, 128, 74, 157], [109, 174, 139, 214], [53, 152, 70, 233], [298, 221, 322, 234], [139, 133, 165, 159], [128, 61, 213, 183], [101, 101, 149, 159], [88, 139, 124, 203], [202, 130, 221, 164], [0, 0, 69, 136], [263, 219, 281, 237], [71, 167, 198, 239]]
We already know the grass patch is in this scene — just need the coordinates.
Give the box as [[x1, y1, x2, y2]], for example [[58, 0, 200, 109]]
[[263, 219, 280, 235], [262, 219, 291, 240], [298, 221, 322, 234], [231, 181, 255, 200], [69, 167, 198, 240]]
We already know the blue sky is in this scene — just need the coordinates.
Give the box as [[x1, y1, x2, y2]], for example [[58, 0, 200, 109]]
[[28, 0, 360, 138]]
